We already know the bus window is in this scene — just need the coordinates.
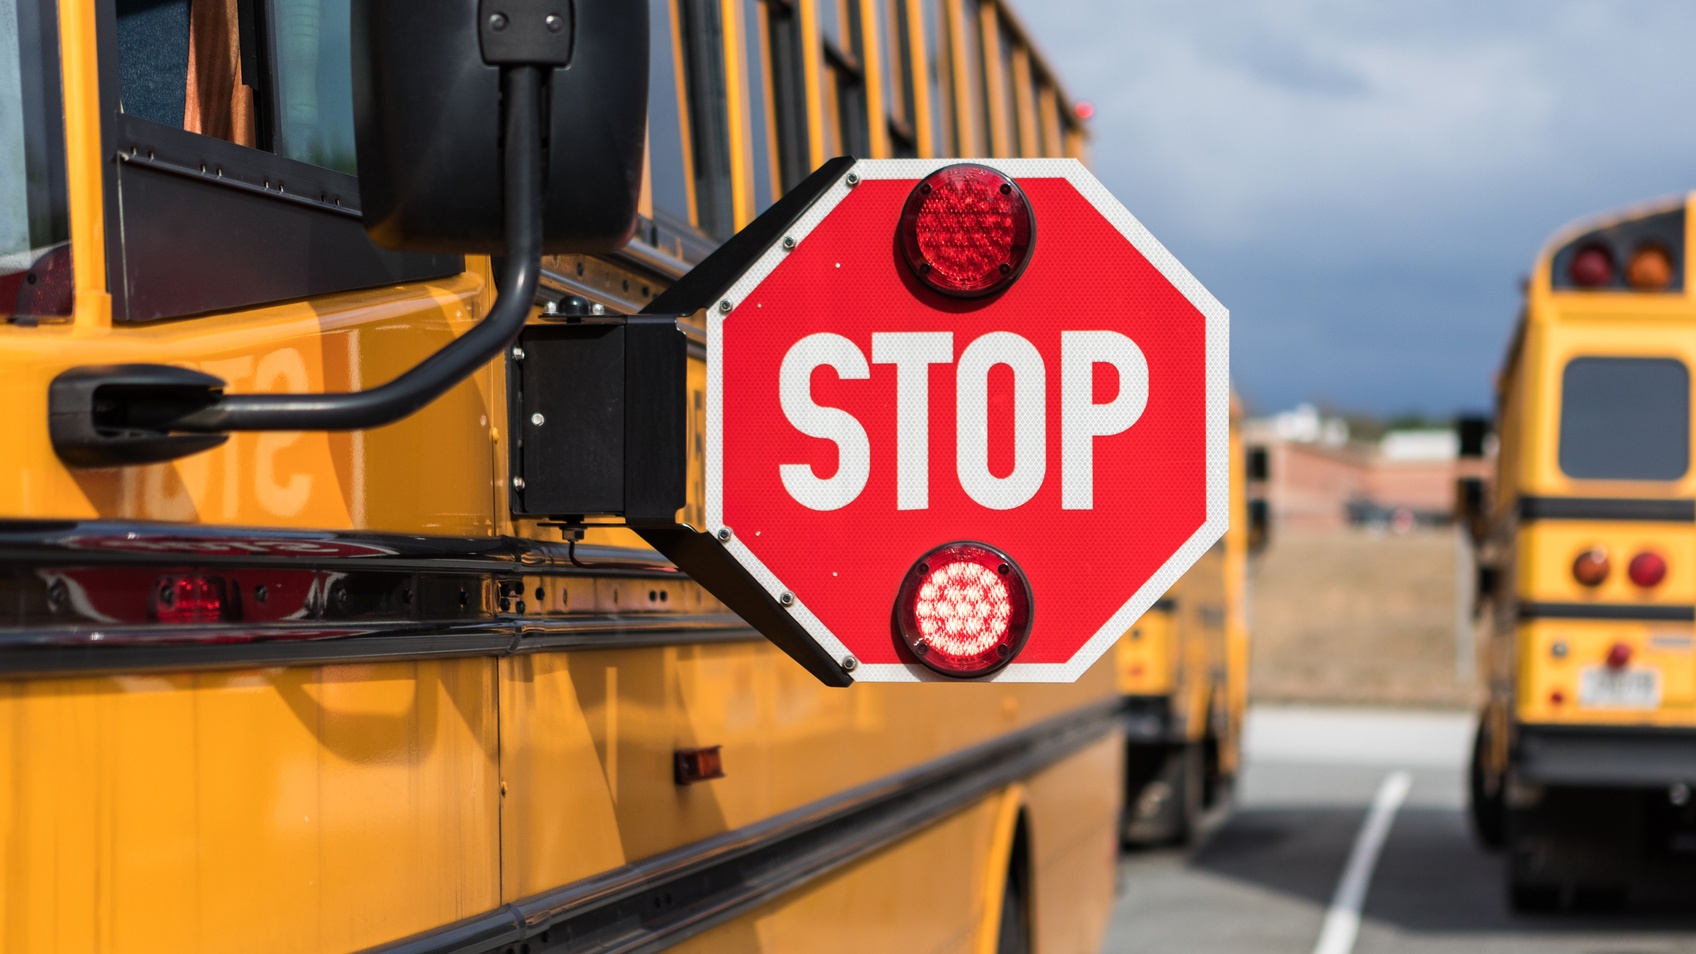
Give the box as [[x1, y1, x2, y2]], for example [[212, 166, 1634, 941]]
[[919, 0, 949, 156], [648, 0, 691, 233], [761, 0, 809, 193], [1, 0, 71, 321], [879, 0, 918, 157], [957, 0, 985, 154], [678, 0, 735, 239], [1558, 356, 1690, 481], [820, 0, 869, 159], [742, 0, 776, 212], [116, 0, 256, 144], [995, 15, 1019, 156], [268, 0, 357, 173]]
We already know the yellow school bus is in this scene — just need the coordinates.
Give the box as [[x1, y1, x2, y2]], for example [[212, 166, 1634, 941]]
[[1116, 402, 1252, 844], [1469, 195, 1696, 910], [0, 0, 1123, 951]]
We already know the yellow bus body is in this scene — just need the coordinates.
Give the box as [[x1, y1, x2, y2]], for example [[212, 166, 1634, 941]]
[[1476, 194, 1696, 906], [1112, 406, 1250, 843], [0, 0, 1121, 950]]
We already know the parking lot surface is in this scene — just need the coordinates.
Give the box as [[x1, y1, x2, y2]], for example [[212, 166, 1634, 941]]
[[1102, 707, 1696, 954]]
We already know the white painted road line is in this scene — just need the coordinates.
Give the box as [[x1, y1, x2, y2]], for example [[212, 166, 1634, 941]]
[[1311, 770, 1413, 954]]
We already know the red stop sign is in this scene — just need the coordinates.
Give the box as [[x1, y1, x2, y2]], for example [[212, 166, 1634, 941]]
[[705, 159, 1227, 682]]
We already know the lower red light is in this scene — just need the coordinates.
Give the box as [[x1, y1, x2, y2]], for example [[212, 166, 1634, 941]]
[[895, 541, 1033, 678], [1629, 551, 1667, 588], [1606, 642, 1633, 670]]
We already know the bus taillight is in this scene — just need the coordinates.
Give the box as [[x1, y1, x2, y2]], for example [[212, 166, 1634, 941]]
[[1567, 244, 1613, 288], [1572, 547, 1610, 587], [152, 574, 231, 624], [1606, 642, 1633, 670], [1626, 244, 1675, 292], [896, 542, 1033, 678], [1628, 550, 1667, 588], [899, 164, 1035, 298]]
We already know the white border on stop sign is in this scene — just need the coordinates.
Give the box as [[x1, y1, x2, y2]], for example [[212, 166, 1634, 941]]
[[706, 158, 1230, 683]]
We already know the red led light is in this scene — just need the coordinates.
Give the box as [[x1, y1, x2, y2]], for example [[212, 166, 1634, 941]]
[[895, 541, 1033, 678], [898, 164, 1035, 298], [1606, 642, 1633, 670], [1568, 244, 1613, 288], [152, 574, 228, 624], [1629, 550, 1667, 588]]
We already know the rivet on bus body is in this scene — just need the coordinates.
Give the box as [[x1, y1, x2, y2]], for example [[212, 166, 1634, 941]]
[[512, 476, 526, 490], [1551, 640, 1568, 659], [531, 412, 545, 426], [590, 302, 606, 315], [511, 346, 526, 360]]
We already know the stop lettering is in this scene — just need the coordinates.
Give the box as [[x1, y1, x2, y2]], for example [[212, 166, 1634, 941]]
[[704, 158, 1229, 683]]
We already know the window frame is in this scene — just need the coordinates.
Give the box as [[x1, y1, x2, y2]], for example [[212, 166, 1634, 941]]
[[97, 0, 460, 323]]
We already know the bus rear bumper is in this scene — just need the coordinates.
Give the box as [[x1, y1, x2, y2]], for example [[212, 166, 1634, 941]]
[[1515, 723, 1696, 787]]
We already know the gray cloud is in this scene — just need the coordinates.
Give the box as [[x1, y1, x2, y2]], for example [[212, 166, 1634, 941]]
[[1021, 1, 1696, 415]]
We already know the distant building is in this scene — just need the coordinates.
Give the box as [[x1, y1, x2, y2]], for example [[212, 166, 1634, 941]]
[[1243, 412, 1491, 533]]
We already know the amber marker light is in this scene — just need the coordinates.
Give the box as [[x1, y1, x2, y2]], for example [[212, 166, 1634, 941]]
[[1572, 547, 1610, 587], [896, 541, 1033, 678], [1626, 244, 1675, 292], [898, 164, 1035, 298]]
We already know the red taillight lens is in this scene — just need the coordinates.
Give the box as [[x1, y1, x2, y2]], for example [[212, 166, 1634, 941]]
[[1572, 547, 1610, 587], [152, 574, 228, 623], [898, 164, 1035, 298], [1568, 244, 1614, 288], [1606, 642, 1633, 670], [1628, 550, 1667, 587], [896, 541, 1033, 677]]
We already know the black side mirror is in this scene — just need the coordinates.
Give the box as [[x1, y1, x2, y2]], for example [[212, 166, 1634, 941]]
[[1456, 475, 1488, 544], [1245, 445, 1269, 482], [354, 0, 649, 253], [1247, 498, 1271, 555], [50, 0, 650, 464], [1456, 415, 1490, 459]]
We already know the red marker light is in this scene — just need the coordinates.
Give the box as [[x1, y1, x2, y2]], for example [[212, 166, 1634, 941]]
[[152, 574, 229, 624], [1568, 244, 1613, 288], [899, 164, 1035, 298], [1606, 642, 1633, 670], [1629, 550, 1667, 587], [1572, 547, 1610, 587], [896, 542, 1033, 678], [1074, 101, 1096, 120]]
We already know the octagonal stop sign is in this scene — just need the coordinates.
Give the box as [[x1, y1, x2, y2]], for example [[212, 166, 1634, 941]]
[[641, 157, 1227, 684]]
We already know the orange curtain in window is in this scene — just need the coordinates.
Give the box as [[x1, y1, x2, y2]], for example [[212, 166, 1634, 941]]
[[184, 0, 256, 145]]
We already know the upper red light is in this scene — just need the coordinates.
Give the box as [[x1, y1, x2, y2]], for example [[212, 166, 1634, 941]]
[[895, 541, 1033, 678], [1629, 550, 1667, 587], [898, 164, 1035, 298], [152, 574, 228, 624], [1568, 244, 1614, 288]]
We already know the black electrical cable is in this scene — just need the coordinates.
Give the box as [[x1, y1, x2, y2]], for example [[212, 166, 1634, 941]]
[[173, 65, 545, 433]]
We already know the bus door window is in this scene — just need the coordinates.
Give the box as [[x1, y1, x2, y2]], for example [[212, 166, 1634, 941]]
[[918, 0, 949, 156], [1558, 356, 1690, 482], [877, 0, 917, 157], [115, 0, 255, 144], [1, 0, 71, 321], [267, 0, 357, 173]]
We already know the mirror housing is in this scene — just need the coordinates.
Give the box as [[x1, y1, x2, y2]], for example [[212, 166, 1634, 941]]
[[1247, 498, 1271, 555], [352, 0, 648, 254]]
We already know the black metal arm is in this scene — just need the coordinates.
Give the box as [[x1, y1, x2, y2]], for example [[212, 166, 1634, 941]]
[[49, 66, 545, 465]]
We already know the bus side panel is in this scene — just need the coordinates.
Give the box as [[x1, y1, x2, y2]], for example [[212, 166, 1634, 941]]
[[1027, 734, 1121, 954], [670, 795, 1006, 954], [0, 660, 501, 954]]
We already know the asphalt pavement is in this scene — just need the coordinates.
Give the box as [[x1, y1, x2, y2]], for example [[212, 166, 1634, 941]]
[[1101, 706, 1696, 953]]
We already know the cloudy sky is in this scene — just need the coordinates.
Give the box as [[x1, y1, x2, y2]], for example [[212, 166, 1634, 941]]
[[1019, 1, 1696, 417]]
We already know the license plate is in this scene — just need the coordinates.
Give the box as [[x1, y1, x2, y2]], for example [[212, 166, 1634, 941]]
[[1578, 667, 1662, 709]]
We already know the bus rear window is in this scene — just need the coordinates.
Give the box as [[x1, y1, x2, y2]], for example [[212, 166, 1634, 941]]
[[1, 0, 72, 322], [1559, 357, 1690, 481]]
